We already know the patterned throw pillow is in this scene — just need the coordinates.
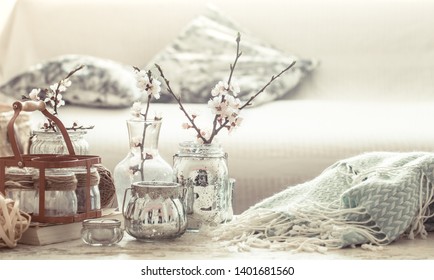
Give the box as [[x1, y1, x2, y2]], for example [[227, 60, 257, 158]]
[[145, 6, 318, 105], [0, 55, 141, 108]]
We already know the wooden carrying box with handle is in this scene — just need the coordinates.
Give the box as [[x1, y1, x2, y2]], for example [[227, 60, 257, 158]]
[[0, 100, 102, 224]]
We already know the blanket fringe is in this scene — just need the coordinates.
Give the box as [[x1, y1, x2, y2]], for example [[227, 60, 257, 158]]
[[207, 201, 388, 253], [404, 173, 434, 240]]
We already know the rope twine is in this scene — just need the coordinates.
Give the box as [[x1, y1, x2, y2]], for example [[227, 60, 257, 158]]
[[5, 173, 35, 190], [0, 194, 31, 248], [34, 172, 77, 191], [75, 169, 100, 188]]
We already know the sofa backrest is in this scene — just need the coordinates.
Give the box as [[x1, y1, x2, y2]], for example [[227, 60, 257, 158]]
[[1, 0, 433, 102]]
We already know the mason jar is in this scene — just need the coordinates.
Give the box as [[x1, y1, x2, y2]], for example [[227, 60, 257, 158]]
[[122, 181, 187, 241], [173, 141, 232, 230], [4, 167, 38, 214], [33, 169, 78, 217], [70, 167, 101, 212]]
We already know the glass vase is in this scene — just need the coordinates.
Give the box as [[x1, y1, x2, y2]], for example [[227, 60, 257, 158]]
[[29, 129, 89, 155], [173, 141, 233, 230], [113, 119, 173, 209]]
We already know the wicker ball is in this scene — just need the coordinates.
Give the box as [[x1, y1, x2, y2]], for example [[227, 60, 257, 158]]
[[95, 164, 117, 208], [0, 194, 31, 248]]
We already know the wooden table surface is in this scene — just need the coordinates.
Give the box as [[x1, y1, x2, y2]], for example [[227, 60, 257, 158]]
[[2, 230, 434, 260]]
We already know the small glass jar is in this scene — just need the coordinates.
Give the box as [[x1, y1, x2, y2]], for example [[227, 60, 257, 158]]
[[123, 181, 187, 241], [70, 167, 101, 212], [4, 167, 38, 213], [81, 219, 123, 246], [33, 169, 78, 217]]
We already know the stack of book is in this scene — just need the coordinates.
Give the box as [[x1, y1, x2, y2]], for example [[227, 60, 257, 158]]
[[19, 208, 122, 245]]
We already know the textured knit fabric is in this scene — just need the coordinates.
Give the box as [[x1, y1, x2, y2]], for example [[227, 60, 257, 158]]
[[211, 152, 434, 252]]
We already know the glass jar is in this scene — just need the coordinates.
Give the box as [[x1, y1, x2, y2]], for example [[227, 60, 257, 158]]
[[33, 169, 78, 217], [173, 141, 232, 230], [29, 129, 89, 155], [4, 167, 38, 214], [122, 181, 187, 241], [81, 218, 123, 246], [70, 167, 101, 212], [113, 119, 173, 210]]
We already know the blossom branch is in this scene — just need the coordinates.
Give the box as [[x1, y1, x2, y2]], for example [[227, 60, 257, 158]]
[[206, 61, 296, 144], [239, 61, 296, 110], [211, 33, 242, 142], [53, 64, 85, 115], [155, 63, 208, 144], [227, 32, 242, 87]]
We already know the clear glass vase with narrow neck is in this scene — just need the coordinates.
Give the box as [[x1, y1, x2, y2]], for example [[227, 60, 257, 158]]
[[113, 119, 173, 209]]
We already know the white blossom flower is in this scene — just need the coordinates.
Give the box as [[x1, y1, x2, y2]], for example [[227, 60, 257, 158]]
[[28, 89, 41, 100], [49, 78, 71, 93], [56, 93, 65, 108], [131, 136, 142, 147], [136, 70, 161, 99], [211, 81, 228, 96], [131, 102, 142, 117], [208, 96, 228, 115], [224, 107, 239, 123], [181, 122, 190, 129], [229, 82, 240, 96], [154, 111, 163, 120], [196, 129, 211, 144], [228, 117, 243, 133], [225, 95, 241, 110]]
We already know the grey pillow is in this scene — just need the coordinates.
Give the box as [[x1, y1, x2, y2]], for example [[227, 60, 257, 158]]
[[0, 55, 140, 108], [146, 6, 318, 105]]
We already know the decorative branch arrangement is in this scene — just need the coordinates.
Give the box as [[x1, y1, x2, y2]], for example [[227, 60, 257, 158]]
[[23, 65, 94, 131], [155, 32, 296, 144], [128, 67, 162, 180]]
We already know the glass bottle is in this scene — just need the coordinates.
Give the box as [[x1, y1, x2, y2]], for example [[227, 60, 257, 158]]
[[30, 130, 89, 155], [122, 181, 187, 241], [113, 119, 173, 209], [173, 141, 232, 230]]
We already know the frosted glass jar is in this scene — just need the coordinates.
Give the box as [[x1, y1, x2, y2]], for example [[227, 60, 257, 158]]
[[173, 141, 232, 230]]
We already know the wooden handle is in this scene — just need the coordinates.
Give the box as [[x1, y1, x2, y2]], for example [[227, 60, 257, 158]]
[[13, 100, 46, 112]]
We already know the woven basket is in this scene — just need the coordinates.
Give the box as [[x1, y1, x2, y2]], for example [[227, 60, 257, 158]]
[[0, 194, 31, 248]]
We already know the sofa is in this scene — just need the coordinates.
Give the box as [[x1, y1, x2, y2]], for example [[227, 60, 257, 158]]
[[1, 0, 434, 214]]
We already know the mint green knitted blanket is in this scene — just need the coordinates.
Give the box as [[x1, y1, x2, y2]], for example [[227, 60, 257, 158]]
[[211, 152, 434, 252]]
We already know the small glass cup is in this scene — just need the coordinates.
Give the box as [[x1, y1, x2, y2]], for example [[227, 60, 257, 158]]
[[81, 219, 124, 246]]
